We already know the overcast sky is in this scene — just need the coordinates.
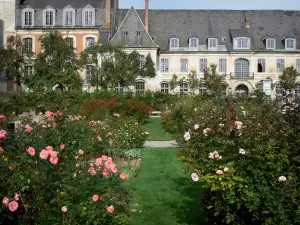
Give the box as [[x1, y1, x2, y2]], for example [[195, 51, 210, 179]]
[[119, 0, 300, 10]]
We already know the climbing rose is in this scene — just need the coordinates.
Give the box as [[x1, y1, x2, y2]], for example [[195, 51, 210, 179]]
[[278, 176, 287, 182], [92, 195, 99, 202], [191, 173, 199, 182], [61, 206, 67, 213], [50, 156, 58, 165], [27, 147, 35, 156], [8, 201, 18, 212], [2, 197, 9, 206], [106, 205, 114, 213], [39, 150, 49, 159], [120, 173, 129, 180], [184, 131, 191, 141], [216, 170, 224, 175]]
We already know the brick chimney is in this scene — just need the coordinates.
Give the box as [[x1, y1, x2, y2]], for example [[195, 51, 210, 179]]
[[145, 0, 149, 31], [245, 17, 250, 28], [105, 0, 111, 29]]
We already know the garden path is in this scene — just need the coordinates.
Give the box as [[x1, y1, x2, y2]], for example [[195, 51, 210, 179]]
[[144, 140, 178, 148]]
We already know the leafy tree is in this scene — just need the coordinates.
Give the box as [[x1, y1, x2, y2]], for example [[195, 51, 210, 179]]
[[202, 64, 227, 95], [25, 31, 82, 91], [141, 53, 156, 78], [0, 36, 33, 91], [169, 74, 178, 93], [278, 66, 299, 93], [187, 69, 200, 94]]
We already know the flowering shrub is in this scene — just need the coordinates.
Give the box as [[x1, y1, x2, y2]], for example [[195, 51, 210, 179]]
[[0, 112, 131, 224], [163, 95, 300, 225]]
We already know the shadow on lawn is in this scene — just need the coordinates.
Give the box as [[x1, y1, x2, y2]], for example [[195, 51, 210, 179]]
[[170, 177, 210, 225]]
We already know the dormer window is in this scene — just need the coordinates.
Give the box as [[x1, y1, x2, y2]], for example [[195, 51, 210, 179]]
[[43, 7, 55, 26], [22, 8, 34, 26], [208, 38, 218, 50], [233, 37, 251, 50], [266, 38, 276, 50], [189, 38, 199, 50], [82, 6, 95, 26], [63, 6, 75, 26], [170, 38, 179, 50], [284, 38, 296, 50]]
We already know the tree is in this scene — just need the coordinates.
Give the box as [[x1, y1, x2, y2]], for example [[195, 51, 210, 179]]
[[0, 36, 33, 91], [187, 69, 200, 94], [24, 31, 82, 91], [202, 64, 227, 96], [141, 53, 156, 78], [278, 66, 299, 93]]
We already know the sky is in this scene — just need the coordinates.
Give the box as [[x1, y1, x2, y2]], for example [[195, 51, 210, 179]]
[[119, 0, 300, 10]]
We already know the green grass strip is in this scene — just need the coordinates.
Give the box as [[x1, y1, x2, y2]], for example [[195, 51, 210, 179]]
[[145, 118, 173, 141]]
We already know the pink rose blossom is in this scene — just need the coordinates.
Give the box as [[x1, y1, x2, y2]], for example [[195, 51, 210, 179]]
[[223, 167, 229, 172], [27, 147, 35, 156], [2, 197, 9, 206], [47, 124, 51, 128], [102, 155, 108, 161], [191, 173, 199, 181], [74, 156, 79, 160], [14, 193, 20, 201], [0, 115, 6, 120], [53, 123, 57, 129], [89, 120, 96, 126], [0, 130, 7, 139], [76, 163, 80, 167], [88, 167, 97, 175], [106, 205, 114, 213], [216, 170, 224, 175], [60, 144, 65, 150], [113, 113, 120, 118], [95, 158, 103, 166], [50, 151, 58, 158], [110, 166, 117, 174], [102, 168, 110, 177], [120, 173, 128, 180], [24, 125, 33, 133], [92, 195, 99, 202], [61, 206, 67, 213], [39, 150, 49, 159], [78, 149, 84, 155], [0, 147, 3, 153], [9, 164, 15, 171], [46, 146, 54, 152], [8, 201, 18, 212], [50, 156, 58, 165], [107, 132, 113, 138], [97, 135, 102, 141]]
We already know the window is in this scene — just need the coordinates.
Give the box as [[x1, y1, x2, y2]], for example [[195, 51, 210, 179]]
[[170, 38, 179, 49], [65, 37, 74, 48], [24, 66, 33, 76], [285, 38, 296, 50], [296, 59, 300, 73], [84, 10, 94, 25], [180, 58, 188, 73], [234, 38, 250, 49], [85, 37, 95, 48], [257, 59, 265, 73], [219, 58, 227, 73], [85, 65, 93, 85], [115, 83, 123, 92], [277, 58, 285, 73], [208, 38, 218, 49], [44, 8, 55, 26], [23, 38, 33, 53], [160, 58, 169, 73], [23, 9, 34, 26], [180, 83, 189, 94], [161, 83, 169, 93], [136, 31, 141, 36], [122, 31, 128, 36], [136, 81, 145, 94], [199, 58, 208, 73], [276, 83, 284, 96], [235, 84, 249, 96], [199, 84, 207, 94], [234, 58, 249, 77], [189, 38, 198, 49], [139, 55, 145, 68], [295, 84, 300, 97], [63, 8, 75, 26], [266, 38, 276, 50]]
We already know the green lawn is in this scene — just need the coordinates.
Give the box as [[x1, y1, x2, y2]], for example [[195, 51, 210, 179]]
[[145, 118, 173, 141], [123, 148, 209, 225]]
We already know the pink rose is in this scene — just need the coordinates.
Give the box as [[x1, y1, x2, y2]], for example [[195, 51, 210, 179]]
[[24, 125, 33, 133], [101, 155, 108, 161], [191, 173, 199, 182], [0, 147, 3, 153], [92, 195, 99, 202], [74, 156, 79, 160], [0, 115, 6, 120], [50, 151, 58, 158], [60, 144, 65, 150], [97, 135, 102, 141], [46, 146, 54, 152], [39, 150, 49, 159], [106, 205, 114, 213], [88, 167, 96, 175], [102, 168, 110, 177], [8, 201, 18, 212], [78, 149, 84, 155], [2, 197, 9, 206], [95, 158, 103, 166], [27, 147, 35, 156], [223, 167, 229, 172], [61, 206, 67, 213], [113, 113, 120, 118], [14, 193, 20, 201], [120, 173, 128, 180], [50, 156, 58, 165], [216, 170, 224, 175], [107, 132, 113, 138], [110, 166, 117, 174], [9, 164, 15, 171], [76, 163, 80, 167], [53, 123, 57, 129]]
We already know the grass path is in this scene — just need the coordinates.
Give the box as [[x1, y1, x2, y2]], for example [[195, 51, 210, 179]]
[[123, 148, 209, 225], [145, 118, 173, 141]]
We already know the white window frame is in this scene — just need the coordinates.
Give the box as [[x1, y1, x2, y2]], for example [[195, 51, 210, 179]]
[[199, 83, 207, 94], [63, 7, 75, 26], [22, 37, 34, 53], [170, 38, 179, 50], [257, 58, 266, 73], [296, 59, 300, 73], [136, 81, 146, 93], [180, 58, 188, 73], [160, 58, 169, 73], [233, 37, 251, 50], [266, 38, 276, 50], [189, 38, 199, 50], [208, 38, 218, 50], [22, 8, 34, 27], [24, 65, 34, 76], [115, 82, 124, 92], [285, 38, 296, 50], [219, 58, 227, 74], [180, 83, 189, 94], [276, 58, 285, 73], [83, 35, 97, 49], [82, 6, 95, 26], [199, 58, 208, 73], [43, 7, 55, 26], [139, 55, 145, 68], [161, 82, 169, 93]]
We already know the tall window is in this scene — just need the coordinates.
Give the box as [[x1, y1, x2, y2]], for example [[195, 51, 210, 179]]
[[161, 83, 169, 93], [219, 58, 227, 73], [139, 55, 145, 68], [285, 38, 296, 50], [23, 9, 34, 26], [208, 38, 218, 49], [295, 84, 300, 97], [115, 83, 123, 92], [266, 38, 276, 50], [85, 65, 93, 85], [234, 38, 250, 49], [160, 58, 169, 73], [64, 9, 74, 26], [84, 10, 94, 26], [85, 37, 95, 48], [276, 83, 284, 96], [277, 58, 285, 73], [65, 38, 74, 48], [44, 9, 55, 26], [199, 58, 207, 73], [180, 58, 188, 73], [170, 38, 179, 49], [189, 38, 198, 49], [257, 59, 266, 73], [296, 59, 300, 73], [136, 81, 145, 94], [234, 58, 249, 77], [180, 83, 189, 94], [24, 66, 33, 76], [199, 84, 207, 94], [23, 38, 33, 53]]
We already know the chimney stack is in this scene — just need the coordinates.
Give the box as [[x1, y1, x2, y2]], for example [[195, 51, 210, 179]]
[[245, 17, 250, 28], [105, 0, 111, 29], [145, 0, 149, 32]]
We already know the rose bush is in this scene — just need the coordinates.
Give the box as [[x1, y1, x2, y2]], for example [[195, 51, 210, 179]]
[[163, 95, 300, 225]]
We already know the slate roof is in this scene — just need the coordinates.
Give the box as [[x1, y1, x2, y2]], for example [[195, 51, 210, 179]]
[[18, 0, 106, 9], [114, 9, 300, 51]]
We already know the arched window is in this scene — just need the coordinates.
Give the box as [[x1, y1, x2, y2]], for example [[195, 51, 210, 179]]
[[180, 83, 189, 94], [235, 84, 249, 96], [161, 82, 169, 93], [235, 59, 249, 77], [199, 83, 207, 94], [136, 81, 145, 94]]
